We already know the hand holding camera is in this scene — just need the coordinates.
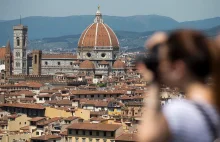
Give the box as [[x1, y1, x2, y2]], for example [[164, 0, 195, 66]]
[[136, 32, 167, 83]]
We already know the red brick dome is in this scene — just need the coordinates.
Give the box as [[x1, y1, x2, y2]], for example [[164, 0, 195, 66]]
[[113, 60, 126, 69], [79, 60, 95, 69], [78, 8, 119, 48]]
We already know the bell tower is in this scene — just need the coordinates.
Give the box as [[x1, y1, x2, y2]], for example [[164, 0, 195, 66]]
[[32, 50, 42, 75], [13, 24, 28, 75]]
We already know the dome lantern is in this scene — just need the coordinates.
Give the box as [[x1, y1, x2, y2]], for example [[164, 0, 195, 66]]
[[94, 5, 103, 23]]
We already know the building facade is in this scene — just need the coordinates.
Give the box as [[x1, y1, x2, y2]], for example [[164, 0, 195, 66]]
[[13, 24, 28, 75], [6, 7, 125, 78]]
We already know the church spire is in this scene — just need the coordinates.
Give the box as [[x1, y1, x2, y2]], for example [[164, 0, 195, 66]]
[[94, 5, 103, 23]]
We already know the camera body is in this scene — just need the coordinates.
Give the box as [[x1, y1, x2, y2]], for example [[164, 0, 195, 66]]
[[136, 43, 162, 79]]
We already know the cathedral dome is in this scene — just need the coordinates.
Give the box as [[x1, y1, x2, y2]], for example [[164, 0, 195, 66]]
[[113, 60, 126, 69], [79, 60, 95, 69], [78, 7, 119, 48]]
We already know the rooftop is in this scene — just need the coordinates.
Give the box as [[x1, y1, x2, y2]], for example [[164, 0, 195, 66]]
[[67, 123, 121, 131]]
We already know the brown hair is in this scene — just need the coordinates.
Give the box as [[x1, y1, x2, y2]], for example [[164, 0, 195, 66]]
[[209, 39, 220, 113], [166, 29, 220, 112]]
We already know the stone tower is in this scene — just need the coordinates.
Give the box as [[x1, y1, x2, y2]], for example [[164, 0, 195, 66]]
[[5, 40, 12, 78], [32, 50, 42, 75], [13, 24, 28, 75]]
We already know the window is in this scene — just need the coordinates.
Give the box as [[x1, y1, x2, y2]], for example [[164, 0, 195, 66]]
[[45, 62, 48, 65], [57, 62, 60, 65], [87, 53, 91, 57], [83, 130, 86, 135], [96, 131, 99, 136], [19, 122, 21, 125], [104, 131, 106, 136], [76, 130, 78, 135], [16, 62, 20, 67], [16, 52, 20, 57], [101, 53, 106, 58], [90, 131, 92, 136], [24, 122, 26, 124], [68, 129, 72, 135], [34, 55, 37, 64], [111, 132, 114, 137], [16, 37, 20, 46], [23, 36, 26, 47], [70, 62, 73, 65], [36, 132, 39, 135]]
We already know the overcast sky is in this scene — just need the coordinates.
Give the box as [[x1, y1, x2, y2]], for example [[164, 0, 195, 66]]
[[0, 0, 219, 22]]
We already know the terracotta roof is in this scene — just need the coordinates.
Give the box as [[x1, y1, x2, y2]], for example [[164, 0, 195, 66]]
[[1, 103, 45, 109], [29, 117, 45, 122], [15, 82, 43, 88], [99, 60, 109, 65], [78, 23, 119, 48], [20, 126, 29, 130], [67, 123, 121, 131], [81, 100, 108, 107], [19, 90, 35, 96], [37, 94, 54, 98], [71, 90, 125, 95], [37, 117, 61, 126], [31, 135, 61, 141], [116, 133, 138, 142], [56, 99, 72, 106], [42, 53, 77, 59], [40, 90, 57, 94], [79, 60, 95, 69], [64, 116, 79, 121], [73, 60, 80, 64], [113, 60, 126, 69], [0, 47, 6, 59]]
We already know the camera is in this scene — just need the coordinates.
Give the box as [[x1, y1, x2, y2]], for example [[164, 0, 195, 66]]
[[135, 43, 162, 79]]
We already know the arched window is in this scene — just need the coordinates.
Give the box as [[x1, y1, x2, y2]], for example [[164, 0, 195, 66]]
[[45, 62, 48, 65], [34, 55, 37, 64], [16, 37, 20, 46], [16, 52, 20, 57], [23, 36, 26, 47], [16, 62, 20, 67]]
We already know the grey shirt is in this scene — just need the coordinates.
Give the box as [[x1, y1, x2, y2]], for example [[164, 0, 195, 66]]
[[163, 99, 220, 142]]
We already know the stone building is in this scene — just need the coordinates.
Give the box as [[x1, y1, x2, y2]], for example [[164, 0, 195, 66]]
[[13, 24, 28, 75], [9, 7, 125, 78]]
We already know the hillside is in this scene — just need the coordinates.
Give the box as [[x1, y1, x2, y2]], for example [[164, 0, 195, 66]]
[[0, 15, 179, 46], [28, 25, 220, 52]]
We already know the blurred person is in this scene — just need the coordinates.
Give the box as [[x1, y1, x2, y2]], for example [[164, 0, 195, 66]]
[[137, 30, 220, 142]]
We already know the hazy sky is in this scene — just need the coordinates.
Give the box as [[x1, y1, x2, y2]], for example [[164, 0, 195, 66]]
[[0, 0, 220, 22]]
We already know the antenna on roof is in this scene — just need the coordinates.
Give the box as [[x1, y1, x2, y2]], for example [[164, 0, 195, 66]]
[[20, 15, 21, 25]]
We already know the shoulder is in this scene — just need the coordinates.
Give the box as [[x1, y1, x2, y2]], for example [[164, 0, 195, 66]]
[[162, 99, 202, 132]]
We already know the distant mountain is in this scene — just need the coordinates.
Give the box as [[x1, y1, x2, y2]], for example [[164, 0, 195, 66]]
[[180, 17, 220, 29], [0, 15, 220, 46], [28, 24, 220, 52], [0, 15, 179, 46], [0, 20, 5, 22]]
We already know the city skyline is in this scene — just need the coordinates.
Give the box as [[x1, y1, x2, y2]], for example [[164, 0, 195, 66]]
[[0, 0, 220, 22]]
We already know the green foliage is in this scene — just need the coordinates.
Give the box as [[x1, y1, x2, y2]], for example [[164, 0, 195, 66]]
[[97, 83, 107, 87]]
